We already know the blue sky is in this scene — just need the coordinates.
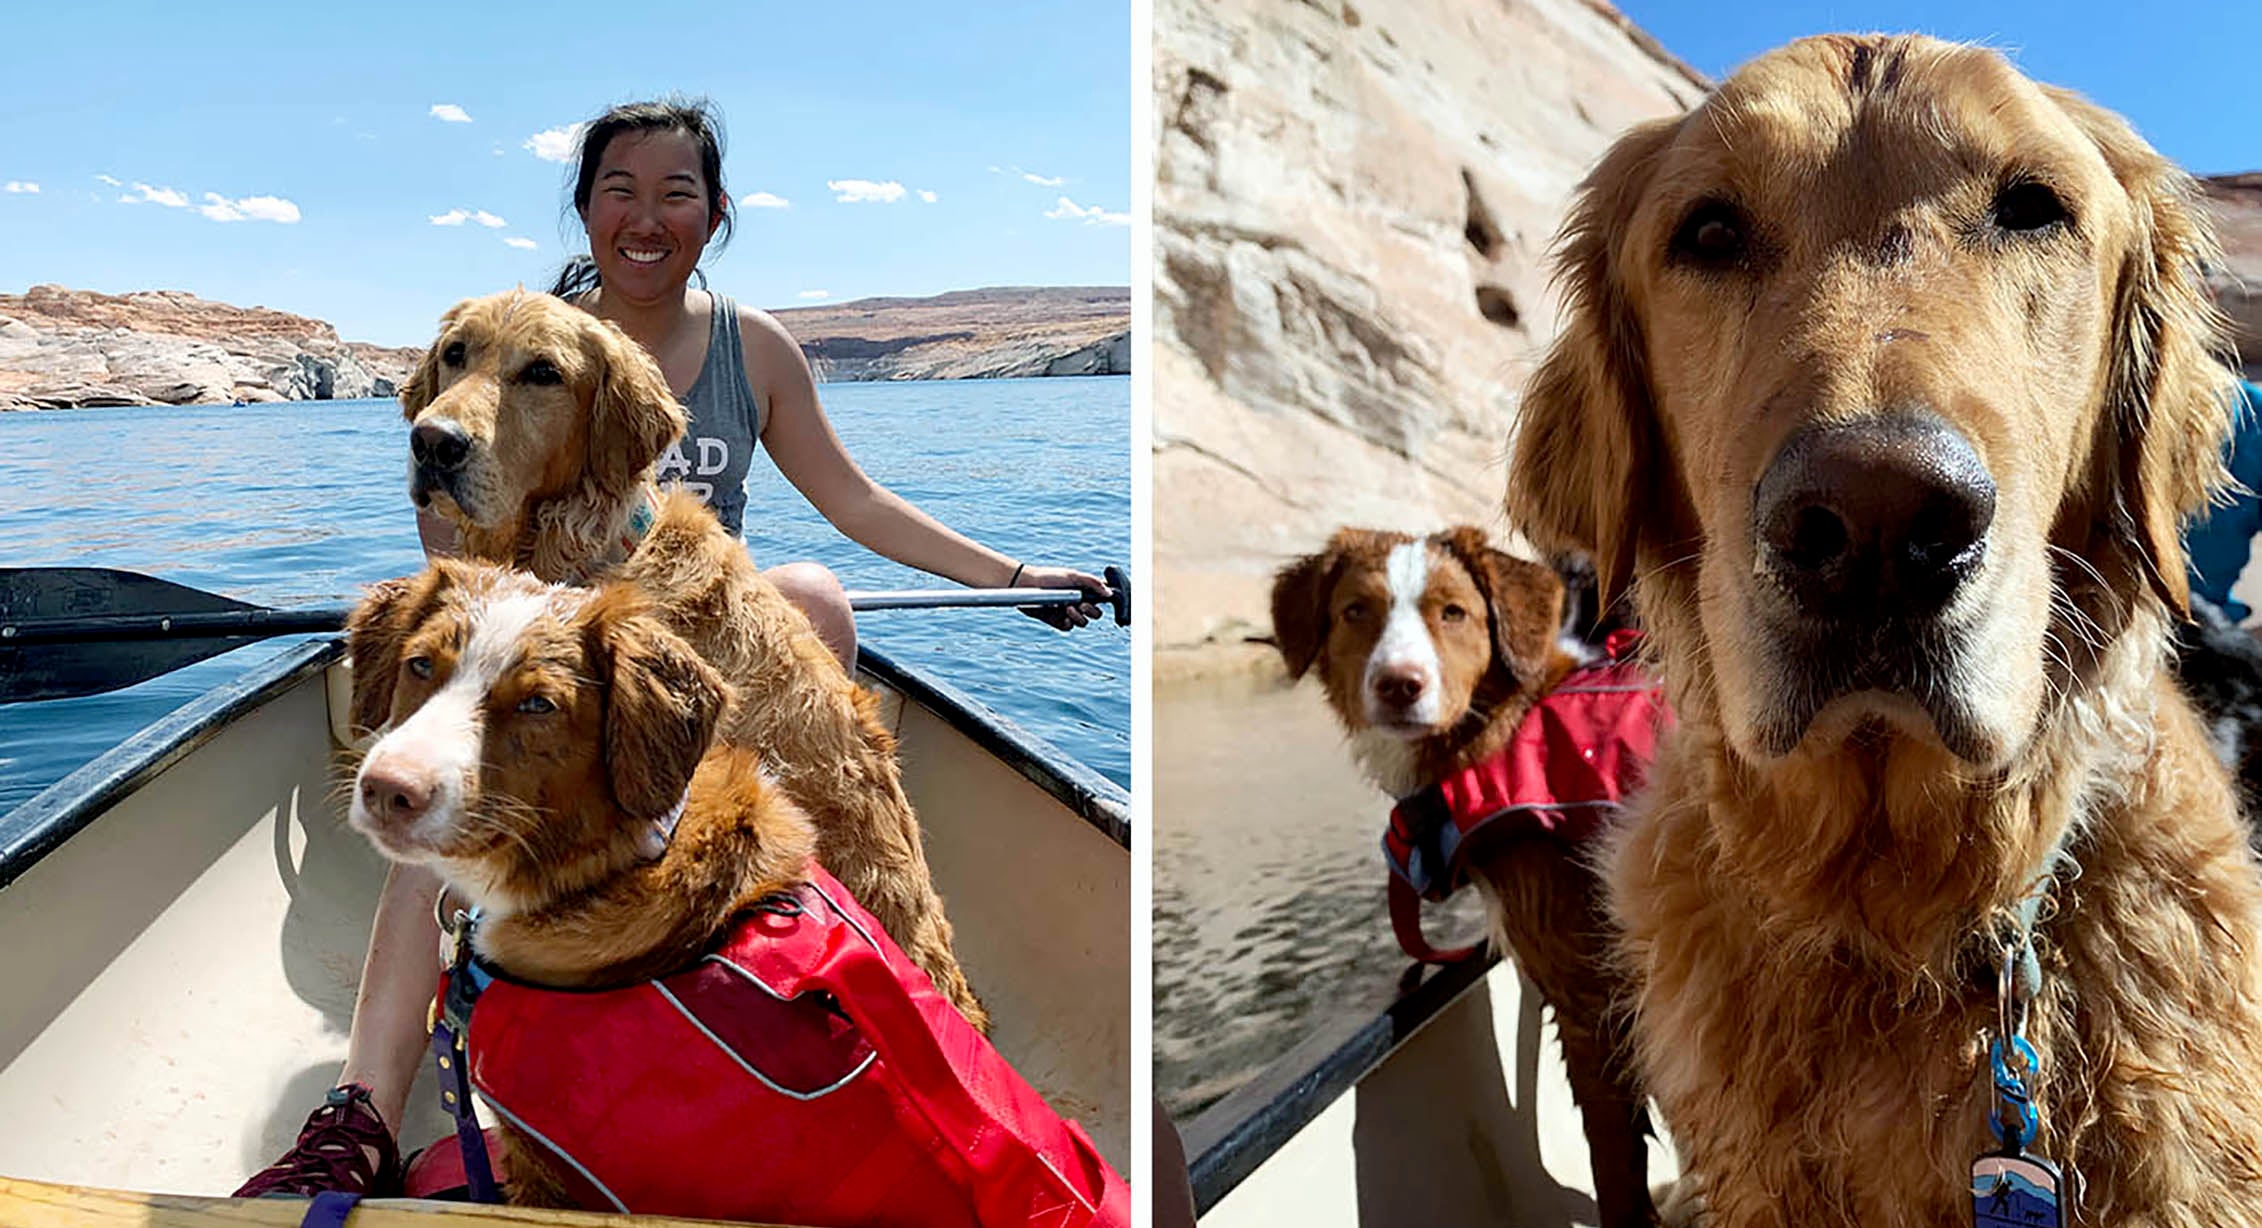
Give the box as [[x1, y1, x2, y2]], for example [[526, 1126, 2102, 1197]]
[[0, 1, 1130, 346], [1617, 1, 2260, 177]]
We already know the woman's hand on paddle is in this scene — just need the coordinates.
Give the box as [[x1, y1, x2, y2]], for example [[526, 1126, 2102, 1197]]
[[1016, 565, 1111, 631]]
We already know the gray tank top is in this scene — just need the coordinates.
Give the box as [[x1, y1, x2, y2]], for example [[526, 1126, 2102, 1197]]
[[653, 292, 766, 536]]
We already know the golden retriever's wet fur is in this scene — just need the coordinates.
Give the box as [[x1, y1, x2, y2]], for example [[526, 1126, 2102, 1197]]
[[396, 290, 984, 1030], [1508, 35, 2262, 1226]]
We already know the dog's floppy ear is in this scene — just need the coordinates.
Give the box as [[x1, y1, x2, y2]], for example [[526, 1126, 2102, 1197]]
[[400, 301, 467, 422], [346, 565, 456, 736], [1507, 118, 1681, 613], [1270, 533, 1358, 680], [591, 588, 728, 821], [586, 318, 690, 497], [2051, 86, 2236, 619], [1439, 527, 1563, 691]]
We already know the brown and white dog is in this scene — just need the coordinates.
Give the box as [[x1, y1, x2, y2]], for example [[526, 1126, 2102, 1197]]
[[392, 289, 982, 1030], [1509, 33, 2262, 1225], [347, 559, 808, 990], [1270, 526, 1656, 1228]]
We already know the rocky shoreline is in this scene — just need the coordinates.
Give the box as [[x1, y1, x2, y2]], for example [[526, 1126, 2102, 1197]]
[[775, 286, 1131, 381], [0, 283, 1131, 411], [0, 286, 416, 410]]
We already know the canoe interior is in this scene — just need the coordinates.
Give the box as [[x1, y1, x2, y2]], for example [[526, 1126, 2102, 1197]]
[[1188, 954, 1683, 1226], [0, 638, 1128, 1200]]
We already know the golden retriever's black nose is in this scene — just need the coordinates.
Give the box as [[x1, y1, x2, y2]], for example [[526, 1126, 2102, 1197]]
[[411, 419, 472, 474], [1754, 414, 1995, 621]]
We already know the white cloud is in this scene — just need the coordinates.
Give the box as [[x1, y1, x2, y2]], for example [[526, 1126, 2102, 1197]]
[[198, 193, 301, 223], [431, 207, 506, 228], [1044, 195, 1129, 226], [738, 191, 790, 209], [504, 236, 537, 250], [2, 182, 37, 194], [236, 195, 301, 223], [797, 290, 830, 300], [124, 183, 190, 208], [992, 165, 1066, 187], [828, 178, 906, 204], [94, 174, 121, 187], [429, 103, 473, 124], [918, 189, 938, 203], [525, 123, 584, 163]]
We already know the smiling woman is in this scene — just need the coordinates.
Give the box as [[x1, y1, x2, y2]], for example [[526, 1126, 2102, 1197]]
[[240, 94, 1131, 1204]]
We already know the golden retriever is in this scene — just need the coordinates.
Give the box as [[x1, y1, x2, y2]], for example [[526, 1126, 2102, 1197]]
[[1507, 34, 2262, 1225], [393, 290, 984, 1030]]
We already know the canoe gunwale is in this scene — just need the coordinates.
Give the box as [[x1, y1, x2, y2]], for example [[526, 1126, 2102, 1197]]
[[858, 642, 1131, 849], [1182, 948, 1500, 1214], [0, 636, 343, 892]]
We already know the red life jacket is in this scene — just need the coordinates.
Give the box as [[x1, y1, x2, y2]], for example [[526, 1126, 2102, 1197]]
[[1381, 629, 1671, 963], [444, 864, 1129, 1228]]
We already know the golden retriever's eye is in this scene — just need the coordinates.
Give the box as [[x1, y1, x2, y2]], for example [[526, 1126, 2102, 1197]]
[[441, 340, 466, 367], [1670, 200, 1750, 269], [1992, 180, 2069, 235], [517, 359, 564, 386], [1340, 601, 1372, 625], [405, 655, 434, 680], [516, 694, 557, 715], [1440, 603, 1468, 623]]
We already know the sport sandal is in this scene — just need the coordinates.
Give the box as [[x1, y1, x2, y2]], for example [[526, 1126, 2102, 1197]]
[[233, 1082, 405, 1198]]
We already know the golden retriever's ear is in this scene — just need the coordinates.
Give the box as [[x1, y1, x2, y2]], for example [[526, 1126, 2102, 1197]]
[[592, 590, 728, 820], [587, 320, 690, 496], [346, 567, 452, 735], [400, 302, 466, 422], [2051, 86, 2237, 618], [1439, 527, 1562, 691], [1270, 536, 1353, 680], [1507, 118, 1680, 612]]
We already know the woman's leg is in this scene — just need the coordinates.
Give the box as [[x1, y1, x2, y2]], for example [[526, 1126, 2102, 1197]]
[[765, 561, 856, 670], [341, 863, 447, 1130]]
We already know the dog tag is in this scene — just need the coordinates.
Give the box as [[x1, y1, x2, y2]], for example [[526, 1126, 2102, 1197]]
[[1972, 1152, 2063, 1228]]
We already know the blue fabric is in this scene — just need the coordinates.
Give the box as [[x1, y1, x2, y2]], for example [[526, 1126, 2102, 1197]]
[[298, 1191, 360, 1228], [2186, 381, 2262, 623]]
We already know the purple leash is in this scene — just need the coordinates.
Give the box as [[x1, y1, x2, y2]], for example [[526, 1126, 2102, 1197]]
[[298, 1191, 360, 1228], [434, 907, 502, 1203]]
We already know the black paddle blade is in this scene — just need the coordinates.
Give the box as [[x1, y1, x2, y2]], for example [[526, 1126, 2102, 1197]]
[[0, 568, 343, 705], [0, 635, 267, 704]]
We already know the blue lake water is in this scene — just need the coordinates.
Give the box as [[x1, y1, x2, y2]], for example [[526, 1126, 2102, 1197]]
[[0, 377, 1129, 815]]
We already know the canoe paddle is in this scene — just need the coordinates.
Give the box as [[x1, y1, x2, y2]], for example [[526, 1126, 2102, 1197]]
[[0, 564, 1131, 705]]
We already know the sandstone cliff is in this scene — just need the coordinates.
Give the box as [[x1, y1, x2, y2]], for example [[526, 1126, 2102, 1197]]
[[0, 286, 414, 410], [774, 286, 1131, 381], [1153, 0, 1707, 664], [2205, 174, 2262, 380]]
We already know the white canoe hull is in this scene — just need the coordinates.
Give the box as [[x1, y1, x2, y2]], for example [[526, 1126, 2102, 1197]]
[[0, 640, 1129, 1199], [1190, 957, 1683, 1227]]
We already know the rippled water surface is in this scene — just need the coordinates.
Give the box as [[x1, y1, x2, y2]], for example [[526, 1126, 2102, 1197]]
[[1154, 668, 1485, 1120], [0, 378, 1129, 814]]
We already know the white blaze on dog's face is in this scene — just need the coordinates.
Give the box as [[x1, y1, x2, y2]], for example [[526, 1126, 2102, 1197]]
[[1350, 541, 1478, 735], [346, 561, 728, 917], [1508, 35, 2232, 773]]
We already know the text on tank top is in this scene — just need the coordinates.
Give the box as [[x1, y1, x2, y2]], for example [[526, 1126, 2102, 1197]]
[[656, 292, 767, 537]]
